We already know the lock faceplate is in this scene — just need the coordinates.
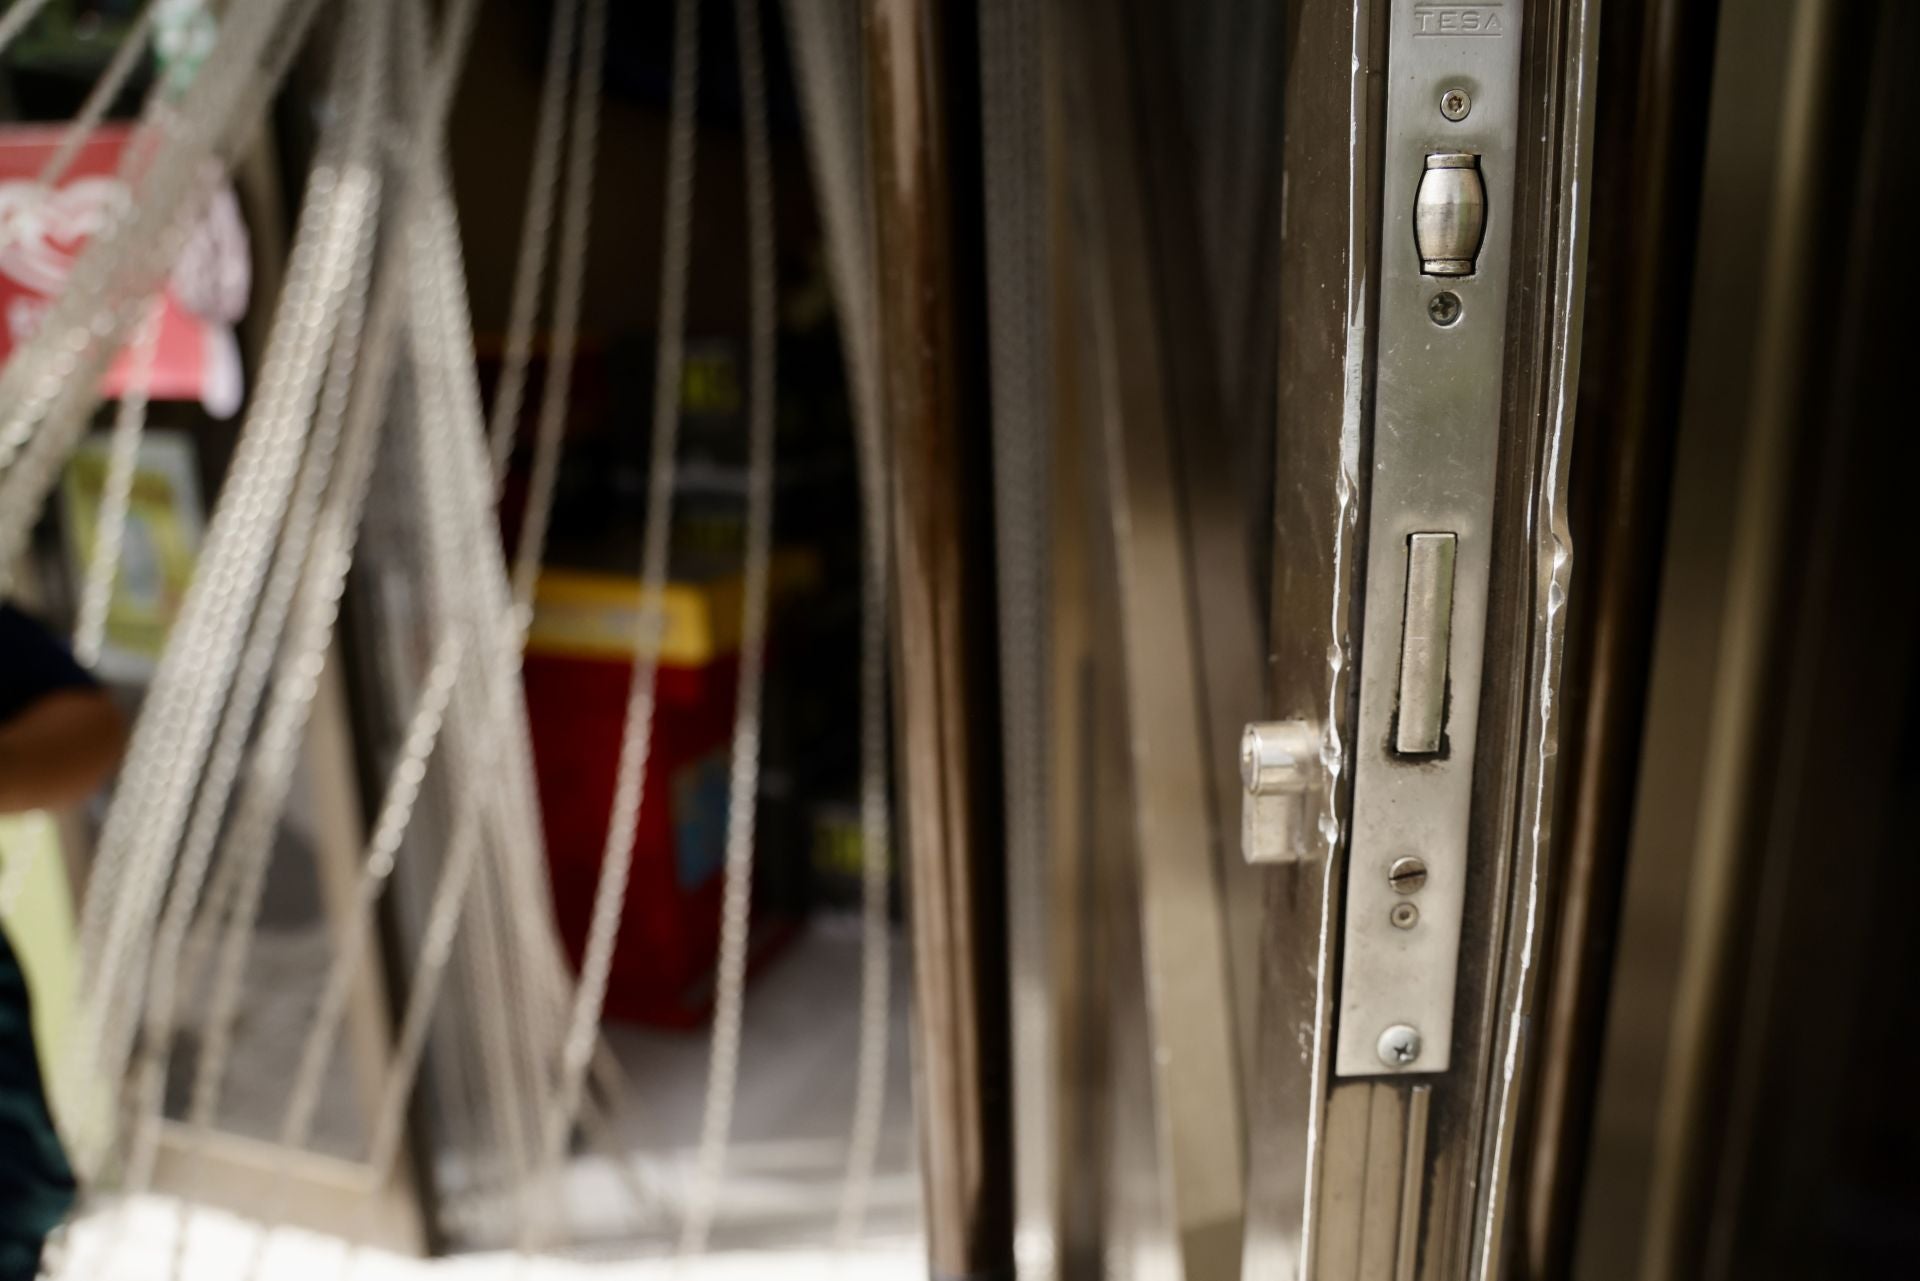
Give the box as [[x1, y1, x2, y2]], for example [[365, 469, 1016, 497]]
[[1333, 0, 1526, 1078]]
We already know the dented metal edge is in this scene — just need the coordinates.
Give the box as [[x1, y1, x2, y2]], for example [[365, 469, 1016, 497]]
[[1235, 0, 1383, 1264], [1471, 0, 1601, 1273]]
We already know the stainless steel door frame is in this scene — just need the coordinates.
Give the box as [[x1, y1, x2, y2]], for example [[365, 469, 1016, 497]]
[[867, 2, 1017, 1276], [1055, 0, 1264, 1271], [1244, 0, 1599, 1276]]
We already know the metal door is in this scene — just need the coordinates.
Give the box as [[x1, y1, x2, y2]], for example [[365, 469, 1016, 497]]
[[858, 0, 1600, 1276], [1238, 2, 1598, 1278]]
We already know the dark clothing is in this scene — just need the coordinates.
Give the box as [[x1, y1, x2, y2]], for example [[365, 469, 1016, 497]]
[[0, 929, 72, 1279], [0, 605, 89, 1277], [0, 605, 96, 721]]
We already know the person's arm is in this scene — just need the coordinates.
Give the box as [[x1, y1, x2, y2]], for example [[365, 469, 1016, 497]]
[[0, 686, 127, 815]]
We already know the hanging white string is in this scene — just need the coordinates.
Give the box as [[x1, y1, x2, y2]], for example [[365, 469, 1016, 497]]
[[535, 0, 700, 1200], [0, 0, 672, 1269], [179, 0, 490, 1152], [401, 161, 606, 1241], [70, 2, 379, 1162], [364, 794, 486, 1185], [146, 5, 502, 1270], [223, 630, 462, 1281], [40, 27, 383, 1281], [398, 16, 584, 1067], [246, 780, 487, 1281], [486, 0, 580, 485], [464, 828, 540, 1217], [73, 294, 163, 666], [153, 10, 455, 1115], [0, 0, 320, 537], [127, 255, 381, 1187], [0, 0, 57, 60], [335, 0, 569, 1234], [157, 56, 385, 1133], [278, 634, 464, 1155], [24, 0, 331, 1054], [979, 0, 1055, 1272], [416, 184, 561, 1221], [11, 0, 916, 1264], [36, 0, 161, 191], [677, 0, 778, 1254], [123, 9, 393, 1226], [778, 0, 897, 1247], [508, 0, 607, 613], [92, 13, 506, 1259], [394, 0, 581, 1221]]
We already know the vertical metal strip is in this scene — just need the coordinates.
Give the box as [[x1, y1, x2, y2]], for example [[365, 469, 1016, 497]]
[[1396, 1085, 1432, 1281], [1315, 1084, 1377, 1278], [868, 0, 1015, 1274], [1334, 0, 1528, 1079], [1107, 0, 1271, 1095], [1522, 0, 1716, 1265], [1572, 0, 1838, 1275], [1062, 0, 1248, 1271], [774, 0, 899, 1248], [1240, 0, 1379, 1273], [979, 0, 1057, 1274], [1472, 0, 1599, 1272], [1356, 1086, 1409, 1280]]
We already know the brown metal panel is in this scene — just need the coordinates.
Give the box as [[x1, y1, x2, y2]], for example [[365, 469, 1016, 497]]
[[1242, 0, 1385, 1275], [1048, 136, 1111, 1281], [1246, 0, 1599, 1274], [867, 1, 1014, 1275], [1513, 0, 1721, 1271], [1700, 13, 1920, 1274], [1574, 1, 1915, 1276], [1116, 0, 1271, 1096], [1457, 0, 1600, 1270], [1572, 0, 1845, 1274], [1059, 0, 1251, 1269]]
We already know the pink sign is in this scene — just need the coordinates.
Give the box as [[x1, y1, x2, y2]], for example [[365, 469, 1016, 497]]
[[0, 123, 249, 417]]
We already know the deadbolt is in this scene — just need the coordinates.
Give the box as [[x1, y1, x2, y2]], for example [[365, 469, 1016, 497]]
[[1395, 533, 1457, 755], [1414, 153, 1487, 276], [1239, 720, 1321, 865]]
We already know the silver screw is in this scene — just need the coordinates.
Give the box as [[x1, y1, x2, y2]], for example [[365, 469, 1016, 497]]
[[1440, 87, 1472, 121], [1429, 291, 1463, 327], [1388, 856, 1428, 893], [1378, 1024, 1422, 1068], [1390, 902, 1419, 930]]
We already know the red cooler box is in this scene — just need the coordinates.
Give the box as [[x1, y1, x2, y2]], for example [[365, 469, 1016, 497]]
[[523, 557, 812, 1027]]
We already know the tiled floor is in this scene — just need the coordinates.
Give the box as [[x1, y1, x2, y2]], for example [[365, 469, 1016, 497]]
[[64, 1196, 922, 1280], [541, 920, 922, 1254], [98, 919, 923, 1268]]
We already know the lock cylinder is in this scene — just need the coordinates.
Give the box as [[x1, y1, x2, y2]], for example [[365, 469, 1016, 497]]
[[1414, 152, 1487, 276]]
